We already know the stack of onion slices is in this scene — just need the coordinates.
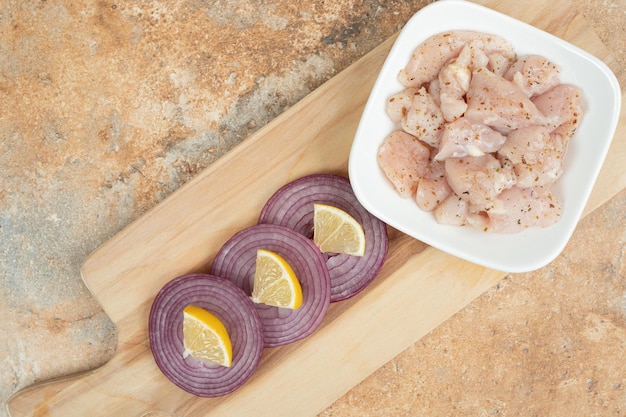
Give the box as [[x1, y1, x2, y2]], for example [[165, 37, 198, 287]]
[[148, 173, 389, 396], [148, 274, 264, 397]]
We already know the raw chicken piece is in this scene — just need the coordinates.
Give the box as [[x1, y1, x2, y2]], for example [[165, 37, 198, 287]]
[[465, 67, 548, 133], [438, 41, 490, 122], [386, 88, 420, 122], [401, 87, 445, 148], [499, 125, 569, 188], [435, 117, 507, 160], [399, 31, 515, 88], [377, 130, 430, 198], [513, 149, 565, 188], [417, 176, 452, 212], [433, 193, 489, 229], [487, 186, 562, 233], [439, 70, 469, 122], [416, 158, 452, 211], [444, 154, 516, 212], [504, 55, 561, 98], [427, 78, 441, 107], [498, 125, 552, 165], [487, 51, 515, 76], [532, 84, 583, 136]]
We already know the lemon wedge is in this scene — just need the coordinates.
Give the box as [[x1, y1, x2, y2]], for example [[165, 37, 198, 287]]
[[182, 305, 232, 367], [313, 203, 366, 256], [251, 249, 303, 310]]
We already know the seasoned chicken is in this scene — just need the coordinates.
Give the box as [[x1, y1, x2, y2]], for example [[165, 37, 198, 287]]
[[435, 117, 507, 160], [499, 125, 568, 188], [498, 125, 552, 165], [433, 193, 489, 229], [513, 150, 565, 188], [378, 30, 584, 233], [504, 55, 561, 98], [427, 78, 441, 107], [465, 67, 548, 133], [377, 130, 430, 198], [438, 40, 491, 122], [399, 31, 515, 88], [386, 88, 420, 123], [532, 84, 583, 136], [487, 51, 515, 76], [400, 87, 445, 148], [444, 154, 516, 213], [433, 194, 469, 226], [487, 186, 562, 233], [416, 157, 452, 212]]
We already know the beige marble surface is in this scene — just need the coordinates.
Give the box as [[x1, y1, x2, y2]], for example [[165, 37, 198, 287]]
[[0, 0, 624, 416]]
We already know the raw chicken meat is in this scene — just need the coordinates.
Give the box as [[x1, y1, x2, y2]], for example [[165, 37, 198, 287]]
[[512, 149, 565, 188], [427, 78, 441, 107], [386, 88, 420, 123], [433, 193, 488, 229], [398, 31, 515, 88], [498, 125, 568, 188], [435, 117, 507, 160], [487, 51, 515, 76], [487, 186, 562, 233], [444, 154, 516, 212], [400, 87, 445, 147], [377, 130, 430, 198], [532, 84, 583, 136], [416, 156, 452, 212], [498, 125, 553, 165], [438, 40, 490, 122], [465, 67, 548, 133], [378, 30, 584, 233], [504, 55, 561, 98], [433, 194, 470, 226]]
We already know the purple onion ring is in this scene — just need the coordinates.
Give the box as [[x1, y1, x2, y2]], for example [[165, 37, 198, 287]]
[[149, 274, 264, 397], [210, 223, 331, 348], [258, 174, 389, 301]]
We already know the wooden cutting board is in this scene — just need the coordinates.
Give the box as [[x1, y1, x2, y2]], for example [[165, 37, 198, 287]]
[[9, 1, 625, 416]]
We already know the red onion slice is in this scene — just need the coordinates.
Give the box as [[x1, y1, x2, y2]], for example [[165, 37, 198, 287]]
[[210, 224, 331, 348], [258, 174, 389, 301], [149, 274, 264, 397]]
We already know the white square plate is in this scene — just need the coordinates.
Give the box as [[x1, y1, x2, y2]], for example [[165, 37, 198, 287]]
[[348, 0, 621, 273]]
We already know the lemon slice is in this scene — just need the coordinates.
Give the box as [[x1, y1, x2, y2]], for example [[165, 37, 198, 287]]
[[182, 305, 232, 367], [251, 249, 303, 310], [313, 203, 366, 256]]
